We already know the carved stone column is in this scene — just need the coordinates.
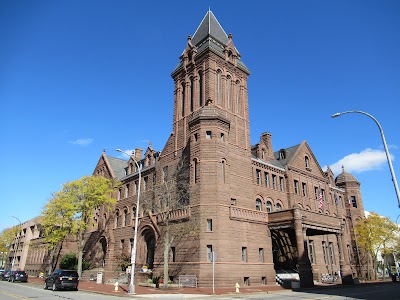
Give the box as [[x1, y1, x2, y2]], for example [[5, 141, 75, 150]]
[[336, 227, 354, 285], [293, 207, 314, 288]]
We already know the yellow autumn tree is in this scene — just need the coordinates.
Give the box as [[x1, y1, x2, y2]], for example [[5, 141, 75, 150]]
[[40, 175, 118, 277], [0, 227, 19, 268], [355, 212, 398, 280]]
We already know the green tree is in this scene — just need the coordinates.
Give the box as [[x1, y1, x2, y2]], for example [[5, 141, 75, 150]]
[[0, 227, 19, 268], [355, 212, 398, 280], [40, 175, 117, 277], [60, 253, 78, 270], [59, 253, 90, 270]]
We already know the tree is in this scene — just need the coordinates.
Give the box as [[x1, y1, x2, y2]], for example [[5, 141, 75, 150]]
[[0, 227, 19, 268], [354, 212, 398, 280], [59, 253, 90, 270], [40, 175, 117, 277], [143, 155, 192, 288]]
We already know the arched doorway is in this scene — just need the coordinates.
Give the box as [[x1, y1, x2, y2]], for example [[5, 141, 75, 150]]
[[271, 228, 297, 271], [99, 236, 107, 268], [141, 228, 156, 269]]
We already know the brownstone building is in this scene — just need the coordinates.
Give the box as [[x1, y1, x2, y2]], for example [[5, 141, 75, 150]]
[[87, 11, 366, 288]]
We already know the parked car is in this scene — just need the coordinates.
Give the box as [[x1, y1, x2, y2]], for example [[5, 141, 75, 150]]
[[43, 269, 79, 291], [1, 270, 12, 281], [8, 270, 28, 282]]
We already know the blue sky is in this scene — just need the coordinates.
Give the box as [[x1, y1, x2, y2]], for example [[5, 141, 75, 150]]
[[1, 0, 399, 231]]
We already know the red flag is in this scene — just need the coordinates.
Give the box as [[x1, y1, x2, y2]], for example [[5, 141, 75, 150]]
[[318, 192, 323, 209]]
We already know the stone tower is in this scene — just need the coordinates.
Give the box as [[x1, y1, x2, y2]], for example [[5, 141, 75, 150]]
[[159, 10, 274, 286]]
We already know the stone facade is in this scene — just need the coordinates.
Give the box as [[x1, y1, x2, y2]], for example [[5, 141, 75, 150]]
[[86, 11, 368, 288], [6, 10, 368, 287]]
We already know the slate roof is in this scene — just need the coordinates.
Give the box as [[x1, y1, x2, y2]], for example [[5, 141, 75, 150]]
[[273, 144, 301, 167], [251, 143, 302, 171], [106, 156, 127, 180], [173, 10, 249, 74]]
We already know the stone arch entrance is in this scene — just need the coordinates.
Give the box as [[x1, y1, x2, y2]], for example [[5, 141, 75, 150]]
[[141, 227, 156, 269], [268, 207, 354, 287], [100, 236, 107, 267], [271, 228, 297, 271]]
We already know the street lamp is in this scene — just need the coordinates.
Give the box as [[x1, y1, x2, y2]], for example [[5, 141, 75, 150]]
[[115, 148, 141, 294], [331, 110, 400, 209], [11, 216, 22, 270]]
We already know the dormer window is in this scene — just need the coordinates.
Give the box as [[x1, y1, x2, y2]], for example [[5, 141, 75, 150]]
[[228, 50, 234, 62], [279, 150, 286, 160], [305, 156, 311, 171]]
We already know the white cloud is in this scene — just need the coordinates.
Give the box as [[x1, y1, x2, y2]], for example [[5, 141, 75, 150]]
[[324, 148, 394, 176], [68, 138, 94, 146]]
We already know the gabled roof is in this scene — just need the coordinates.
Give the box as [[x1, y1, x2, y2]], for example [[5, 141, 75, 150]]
[[105, 156, 127, 180]]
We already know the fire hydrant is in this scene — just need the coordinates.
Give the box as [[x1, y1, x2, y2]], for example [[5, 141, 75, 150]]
[[114, 281, 119, 292], [235, 282, 240, 293]]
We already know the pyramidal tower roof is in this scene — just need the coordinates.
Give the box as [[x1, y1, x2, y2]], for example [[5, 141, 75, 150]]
[[174, 10, 248, 73], [191, 10, 234, 51]]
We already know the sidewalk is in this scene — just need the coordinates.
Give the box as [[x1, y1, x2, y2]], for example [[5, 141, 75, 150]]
[[28, 276, 286, 298]]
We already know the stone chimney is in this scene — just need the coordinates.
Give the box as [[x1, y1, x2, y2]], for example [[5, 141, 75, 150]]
[[261, 132, 274, 159], [134, 148, 143, 161]]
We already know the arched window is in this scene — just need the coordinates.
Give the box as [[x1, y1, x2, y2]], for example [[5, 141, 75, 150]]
[[193, 158, 198, 183], [132, 206, 137, 221], [125, 184, 129, 198], [129, 163, 133, 174], [221, 160, 226, 183], [123, 208, 128, 226], [198, 70, 203, 107], [276, 203, 282, 211], [190, 76, 194, 112], [115, 210, 120, 228], [235, 80, 240, 114], [305, 156, 310, 169], [256, 199, 262, 211], [226, 75, 231, 111], [181, 82, 185, 117], [216, 70, 222, 105], [266, 201, 272, 212]]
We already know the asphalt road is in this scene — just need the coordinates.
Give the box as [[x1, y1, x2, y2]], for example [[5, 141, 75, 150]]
[[206, 282, 400, 300], [0, 280, 126, 300], [0, 280, 398, 299]]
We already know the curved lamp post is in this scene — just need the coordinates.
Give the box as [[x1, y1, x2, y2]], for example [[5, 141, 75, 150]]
[[331, 111, 400, 209], [115, 148, 141, 294], [11, 216, 22, 270]]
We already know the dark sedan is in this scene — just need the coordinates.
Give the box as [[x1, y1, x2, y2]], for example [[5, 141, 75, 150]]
[[1, 270, 12, 281], [43, 269, 79, 291], [8, 270, 28, 282]]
